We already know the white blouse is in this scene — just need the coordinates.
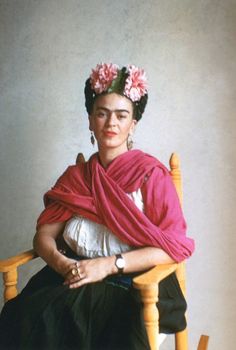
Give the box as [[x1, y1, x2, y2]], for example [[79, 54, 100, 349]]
[[63, 189, 144, 258]]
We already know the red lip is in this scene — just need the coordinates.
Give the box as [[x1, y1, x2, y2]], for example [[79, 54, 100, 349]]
[[104, 131, 118, 137]]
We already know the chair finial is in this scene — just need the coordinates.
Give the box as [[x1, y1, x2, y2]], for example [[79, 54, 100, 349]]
[[76, 153, 85, 165], [169, 152, 180, 171]]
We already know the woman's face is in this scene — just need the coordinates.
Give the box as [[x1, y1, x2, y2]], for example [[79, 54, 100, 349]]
[[89, 93, 137, 153]]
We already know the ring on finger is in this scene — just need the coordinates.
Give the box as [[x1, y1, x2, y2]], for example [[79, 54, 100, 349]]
[[71, 268, 80, 277], [71, 263, 81, 278]]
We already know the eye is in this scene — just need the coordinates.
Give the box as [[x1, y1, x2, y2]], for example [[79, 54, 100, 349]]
[[117, 114, 128, 120], [96, 111, 107, 118]]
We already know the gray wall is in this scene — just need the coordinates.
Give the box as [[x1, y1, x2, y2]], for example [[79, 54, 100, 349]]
[[1, 1, 236, 349]]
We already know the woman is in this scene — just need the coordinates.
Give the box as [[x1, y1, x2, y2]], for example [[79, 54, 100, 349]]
[[0, 63, 195, 350]]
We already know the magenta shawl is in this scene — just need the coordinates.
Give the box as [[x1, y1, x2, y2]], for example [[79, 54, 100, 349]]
[[37, 150, 195, 262]]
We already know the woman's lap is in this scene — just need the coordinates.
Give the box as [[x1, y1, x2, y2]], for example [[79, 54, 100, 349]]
[[0, 265, 149, 350], [0, 263, 186, 349]]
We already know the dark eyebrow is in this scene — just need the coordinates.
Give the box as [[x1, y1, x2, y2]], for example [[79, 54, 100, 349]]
[[95, 106, 131, 114]]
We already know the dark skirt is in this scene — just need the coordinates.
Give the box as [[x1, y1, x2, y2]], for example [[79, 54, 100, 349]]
[[0, 254, 187, 350]]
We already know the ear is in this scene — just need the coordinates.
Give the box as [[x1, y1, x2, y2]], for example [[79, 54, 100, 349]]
[[129, 119, 137, 136], [88, 115, 93, 131]]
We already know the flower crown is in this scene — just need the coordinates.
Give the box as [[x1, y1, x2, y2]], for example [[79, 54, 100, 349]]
[[89, 63, 148, 102]]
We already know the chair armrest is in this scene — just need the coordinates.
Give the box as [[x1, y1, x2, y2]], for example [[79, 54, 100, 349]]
[[133, 262, 178, 289], [0, 249, 38, 273], [0, 249, 38, 302]]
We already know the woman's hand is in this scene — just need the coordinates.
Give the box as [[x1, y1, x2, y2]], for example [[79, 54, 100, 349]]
[[63, 256, 115, 289]]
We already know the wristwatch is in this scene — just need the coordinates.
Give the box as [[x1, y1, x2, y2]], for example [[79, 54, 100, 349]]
[[115, 254, 125, 274]]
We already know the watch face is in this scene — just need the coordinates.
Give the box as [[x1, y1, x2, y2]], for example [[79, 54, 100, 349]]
[[116, 257, 125, 269]]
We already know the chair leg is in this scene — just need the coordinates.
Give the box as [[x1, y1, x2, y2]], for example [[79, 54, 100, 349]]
[[139, 285, 159, 350], [3, 269, 18, 302], [197, 335, 209, 350], [175, 329, 188, 350]]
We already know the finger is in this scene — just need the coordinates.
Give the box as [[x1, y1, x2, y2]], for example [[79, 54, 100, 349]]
[[64, 276, 81, 285], [65, 261, 82, 278], [68, 277, 90, 289], [64, 270, 87, 285], [68, 275, 104, 289]]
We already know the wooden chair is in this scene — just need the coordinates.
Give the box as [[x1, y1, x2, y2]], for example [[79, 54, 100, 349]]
[[0, 153, 209, 350]]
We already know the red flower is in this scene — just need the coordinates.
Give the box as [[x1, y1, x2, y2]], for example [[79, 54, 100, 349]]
[[90, 63, 119, 94], [124, 65, 148, 102]]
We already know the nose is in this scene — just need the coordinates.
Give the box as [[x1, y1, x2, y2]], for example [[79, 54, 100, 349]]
[[106, 112, 117, 126]]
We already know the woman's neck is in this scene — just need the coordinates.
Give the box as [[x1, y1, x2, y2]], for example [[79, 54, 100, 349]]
[[98, 147, 128, 168]]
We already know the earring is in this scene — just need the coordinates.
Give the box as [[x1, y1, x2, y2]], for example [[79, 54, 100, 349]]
[[127, 134, 133, 150], [90, 131, 95, 146]]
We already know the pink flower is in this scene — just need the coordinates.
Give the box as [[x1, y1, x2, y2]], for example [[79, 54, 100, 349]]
[[90, 63, 119, 94], [124, 65, 148, 102]]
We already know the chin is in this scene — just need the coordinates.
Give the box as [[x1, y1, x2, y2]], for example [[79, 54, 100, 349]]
[[99, 140, 119, 148]]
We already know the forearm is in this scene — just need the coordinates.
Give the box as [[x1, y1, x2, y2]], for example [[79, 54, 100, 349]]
[[110, 247, 175, 275], [65, 246, 175, 289], [33, 223, 67, 274]]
